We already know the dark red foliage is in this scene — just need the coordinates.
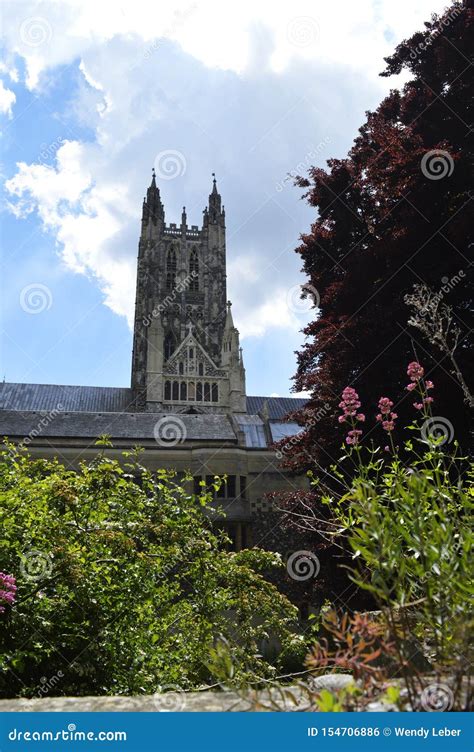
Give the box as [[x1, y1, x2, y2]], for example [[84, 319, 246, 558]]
[[284, 1, 473, 471]]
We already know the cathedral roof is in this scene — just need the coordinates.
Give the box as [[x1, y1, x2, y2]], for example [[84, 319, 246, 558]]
[[0, 408, 236, 443], [245, 396, 306, 419], [0, 383, 307, 445], [0, 382, 134, 414]]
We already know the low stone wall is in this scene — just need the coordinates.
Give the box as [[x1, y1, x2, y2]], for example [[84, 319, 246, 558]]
[[0, 692, 246, 713], [0, 675, 397, 713]]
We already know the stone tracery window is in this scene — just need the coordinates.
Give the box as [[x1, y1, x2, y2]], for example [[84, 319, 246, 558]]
[[162, 379, 219, 402], [189, 249, 199, 291], [166, 247, 177, 290], [164, 333, 176, 360]]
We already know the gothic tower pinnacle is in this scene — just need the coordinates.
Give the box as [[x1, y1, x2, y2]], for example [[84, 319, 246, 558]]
[[131, 171, 246, 414]]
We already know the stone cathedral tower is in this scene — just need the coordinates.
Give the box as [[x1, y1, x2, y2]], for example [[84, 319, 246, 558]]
[[131, 171, 246, 414]]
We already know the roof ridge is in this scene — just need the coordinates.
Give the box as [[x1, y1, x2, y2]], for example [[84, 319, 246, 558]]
[[0, 382, 132, 391]]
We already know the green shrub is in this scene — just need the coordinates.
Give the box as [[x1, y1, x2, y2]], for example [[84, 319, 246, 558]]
[[310, 361, 473, 709], [0, 443, 304, 698]]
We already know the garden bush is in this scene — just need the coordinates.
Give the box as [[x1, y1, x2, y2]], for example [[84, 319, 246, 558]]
[[0, 442, 304, 698]]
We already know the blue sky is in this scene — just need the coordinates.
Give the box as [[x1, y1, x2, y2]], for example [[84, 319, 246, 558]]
[[0, 0, 446, 397]]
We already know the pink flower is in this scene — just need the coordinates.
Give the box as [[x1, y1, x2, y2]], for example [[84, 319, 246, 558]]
[[423, 396, 434, 404], [338, 387, 364, 426], [425, 381, 434, 390], [406, 383, 416, 392], [378, 397, 394, 414], [0, 573, 16, 614], [407, 361, 424, 381], [376, 396, 397, 432], [413, 402, 424, 410], [346, 429, 362, 445]]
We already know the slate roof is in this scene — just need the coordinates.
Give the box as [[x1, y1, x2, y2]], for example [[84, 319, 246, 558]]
[[246, 395, 306, 419], [0, 382, 134, 414], [0, 383, 307, 420], [0, 410, 237, 442]]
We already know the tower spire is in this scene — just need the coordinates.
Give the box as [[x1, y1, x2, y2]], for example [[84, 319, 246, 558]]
[[208, 172, 222, 222], [143, 167, 164, 226]]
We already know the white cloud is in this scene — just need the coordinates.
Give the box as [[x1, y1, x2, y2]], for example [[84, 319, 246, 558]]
[[292, 389, 311, 399], [5, 141, 137, 323], [0, 62, 19, 82], [236, 288, 310, 339], [2, 0, 448, 91], [2, 0, 450, 339], [227, 254, 263, 286], [0, 79, 16, 117]]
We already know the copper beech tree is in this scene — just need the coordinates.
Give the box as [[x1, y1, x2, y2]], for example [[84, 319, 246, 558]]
[[280, 1, 472, 476], [259, 3, 473, 609]]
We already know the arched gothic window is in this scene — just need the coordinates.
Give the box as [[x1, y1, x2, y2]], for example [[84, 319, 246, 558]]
[[189, 250, 199, 291], [166, 248, 177, 290], [164, 381, 171, 400], [164, 333, 175, 360], [211, 383, 218, 402]]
